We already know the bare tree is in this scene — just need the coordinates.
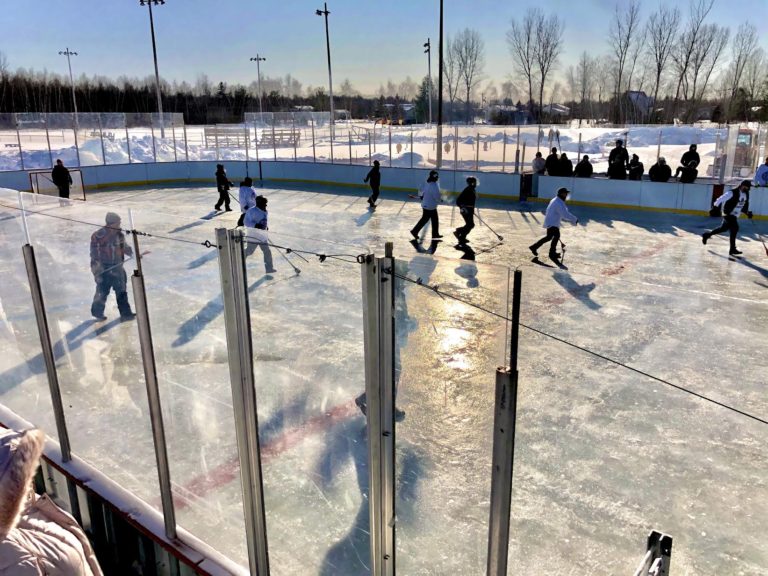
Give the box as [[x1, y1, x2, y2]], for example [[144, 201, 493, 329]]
[[454, 28, 485, 123], [645, 5, 680, 122], [725, 22, 758, 120], [669, 0, 715, 121], [743, 47, 766, 118], [608, 0, 643, 123], [683, 23, 729, 121], [398, 76, 418, 101], [534, 12, 564, 122], [443, 35, 462, 120], [507, 9, 538, 116], [575, 51, 597, 124]]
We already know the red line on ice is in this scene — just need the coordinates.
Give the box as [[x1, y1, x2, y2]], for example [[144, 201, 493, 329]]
[[169, 398, 360, 510]]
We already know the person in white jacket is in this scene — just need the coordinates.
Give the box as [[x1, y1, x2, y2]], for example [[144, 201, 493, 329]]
[[0, 427, 103, 575], [529, 187, 579, 263], [410, 170, 444, 240], [243, 195, 276, 273], [237, 177, 258, 226]]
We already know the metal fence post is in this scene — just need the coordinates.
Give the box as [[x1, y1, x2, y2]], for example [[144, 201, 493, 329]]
[[388, 126, 392, 168], [182, 123, 189, 163], [216, 227, 270, 576], [129, 236, 177, 540], [215, 125, 220, 162], [486, 269, 522, 576], [475, 132, 480, 171], [98, 114, 107, 165], [410, 127, 414, 169], [150, 123, 158, 163], [311, 122, 316, 163], [349, 130, 353, 165], [454, 126, 459, 170], [271, 120, 277, 162], [502, 131, 507, 173], [292, 113, 298, 161], [368, 130, 372, 163], [362, 243, 396, 576], [15, 118, 25, 171], [171, 124, 178, 163], [125, 121, 132, 164], [22, 244, 72, 461], [44, 114, 54, 168]]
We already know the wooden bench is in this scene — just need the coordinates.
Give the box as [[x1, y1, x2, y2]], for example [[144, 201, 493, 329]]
[[257, 128, 301, 148], [204, 125, 249, 149]]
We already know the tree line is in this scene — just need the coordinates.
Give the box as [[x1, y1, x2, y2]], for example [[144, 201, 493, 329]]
[[1, 0, 766, 126]]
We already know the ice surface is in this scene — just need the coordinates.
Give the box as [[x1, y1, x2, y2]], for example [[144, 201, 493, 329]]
[[1, 182, 767, 575]]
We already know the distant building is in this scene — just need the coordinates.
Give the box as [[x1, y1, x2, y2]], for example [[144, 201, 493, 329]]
[[487, 105, 535, 125], [541, 103, 570, 117]]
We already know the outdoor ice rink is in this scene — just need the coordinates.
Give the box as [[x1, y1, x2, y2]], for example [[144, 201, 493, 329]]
[[1, 180, 767, 575]]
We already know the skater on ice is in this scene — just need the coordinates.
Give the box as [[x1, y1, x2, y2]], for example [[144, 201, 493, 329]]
[[529, 187, 579, 265], [237, 176, 257, 226], [364, 160, 381, 207], [51, 159, 73, 199], [410, 170, 443, 241], [702, 179, 753, 256], [453, 177, 477, 245], [244, 195, 276, 273], [214, 164, 233, 211], [90, 212, 135, 322]]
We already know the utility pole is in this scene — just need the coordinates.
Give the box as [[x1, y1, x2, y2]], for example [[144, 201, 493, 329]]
[[140, 0, 166, 137], [315, 3, 335, 135], [249, 55, 267, 115], [424, 39, 432, 125], [58, 48, 81, 166], [436, 0, 444, 168]]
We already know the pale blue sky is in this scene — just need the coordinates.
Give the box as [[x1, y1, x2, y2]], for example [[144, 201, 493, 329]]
[[2, 0, 766, 95]]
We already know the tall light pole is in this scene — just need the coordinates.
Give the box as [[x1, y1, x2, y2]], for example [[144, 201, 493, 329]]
[[424, 39, 432, 125], [140, 0, 165, 137], [58, 48, 81, 166], [249, 55, 266, 115], [436, 0, 444, 167], [315, 3, 334, 133]]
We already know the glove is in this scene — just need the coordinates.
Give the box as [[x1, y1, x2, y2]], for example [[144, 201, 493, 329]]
[[90, 262, 103, 277], [747, 211, 753, 219]]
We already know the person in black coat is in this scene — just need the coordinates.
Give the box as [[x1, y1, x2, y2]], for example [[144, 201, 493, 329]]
[[628, 154, 644, 180], [364, 160, 381, 207], [559, 153, 573, 177], [574, 155, 593, 178], [607, 139, 629, 179], [453, 177, 477, 245], [649, 157, 672, 182], [51, 159, 72, 199], [679, 144, 700, 169], [677, 160, 698, 183], [545, 147, 560, 176], [702, 179, 753, 256], [214, 164, 233, 211]]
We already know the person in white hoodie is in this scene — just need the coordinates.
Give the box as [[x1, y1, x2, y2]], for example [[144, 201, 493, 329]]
[[529, 187, 579, 263], [410, 170, 444, 240], [237, 177, 258, 226], [243, 195, 276, 273], [754, 157, 768, 187]]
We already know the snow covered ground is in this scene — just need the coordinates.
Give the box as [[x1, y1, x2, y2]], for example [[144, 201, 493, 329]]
[[1, 183, 767, 575], [0, 122, 745, 181]]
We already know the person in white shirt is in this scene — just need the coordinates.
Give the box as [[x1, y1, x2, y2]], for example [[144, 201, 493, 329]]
[[243, 195, 276, 273], [236, 176, 257, 226], [410, 170, 444, 240], [529, 187, 579, 263], [702, 179, 752, 256], [754, 157, 768, 187]]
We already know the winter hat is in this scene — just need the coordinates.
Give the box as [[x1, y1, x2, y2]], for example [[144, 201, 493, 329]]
[[216, 164, 224, 169], [739, 179, 752, 188], [105, 212, 121, 225], [0, 428, 45, 538], [243, 177, 253, 186], [658, 157, 666, 164], [373, 160, 380, 166], [256, 195, 268, 209]]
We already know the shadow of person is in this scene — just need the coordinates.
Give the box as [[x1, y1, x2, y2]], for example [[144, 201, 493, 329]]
[[552, 272, 601, 310], [409, 238, 440, 255], [355, 209, 374, 227], [453, 243, 476, 261]]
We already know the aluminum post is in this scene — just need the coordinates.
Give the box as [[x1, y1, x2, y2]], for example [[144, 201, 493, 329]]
[[125, 123, 132, 164], [22, 244, 71, 461], [486, 269, 522, 576], [130, 253, 177, 540], [410, 128, 414, 169], [215, 125, 220, 162], [502, 131, 507, 172], [475, 132, 480, 171], [293, 113, 298, 161], [271, 120, 277, 162], [182, 123, 189, 162], [657, 130, 662, 164], [388, 126, 392, 168], [44, 114, 54, 168], [98, 114, 107, 165], [15, 125, 24, 171], [171, 124, 178, 163], [150, 124, 157, 163], [216, 227, 270, 576], [311, 122, 316, 162], [454, 125, 458, 169], [348, 130, 353, 165]]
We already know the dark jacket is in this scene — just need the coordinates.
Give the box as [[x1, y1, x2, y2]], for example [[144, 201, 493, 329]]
[[559, 156, 573, 177], [455, 185, 476, 211], [628, 160, 644, 180], [51, 165, 72, 187], [364, 166, 381, 187], [215, 168, 232, 191], [721, 189, 750, 217], [90, 226, 128, 274], [608, 147, 629, 179], [649, 163, 672, 182], [545, 153, 560, 176], [574, 159, 593, 178], [680, 150, 700, 167], [679, 166, 698, 183]]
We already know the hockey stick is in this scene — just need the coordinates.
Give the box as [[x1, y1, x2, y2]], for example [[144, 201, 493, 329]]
[[559, 240, 567, 265], [751, 219, 768, 257], [269, 241, 301, 274], [474, 212, 504, 241]]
